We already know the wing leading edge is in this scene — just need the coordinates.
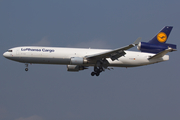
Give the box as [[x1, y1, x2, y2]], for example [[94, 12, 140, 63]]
[[85, 37, 141, 61]]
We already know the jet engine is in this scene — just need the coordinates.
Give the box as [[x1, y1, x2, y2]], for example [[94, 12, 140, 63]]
[[137, 42, 176, 53], [67, 65, 88, 72], [70, 57, 88, 65]]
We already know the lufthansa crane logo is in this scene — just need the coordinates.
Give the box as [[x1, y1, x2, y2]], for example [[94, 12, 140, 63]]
[[157, 32, 167, 43]]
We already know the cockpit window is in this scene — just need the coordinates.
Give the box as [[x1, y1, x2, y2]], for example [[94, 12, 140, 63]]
[[8, 50, 13, 52]]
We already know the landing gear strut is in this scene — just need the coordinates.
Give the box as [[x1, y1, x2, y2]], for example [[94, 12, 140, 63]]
[[25, 63, 28, 71], [91, 66, 103, 76]]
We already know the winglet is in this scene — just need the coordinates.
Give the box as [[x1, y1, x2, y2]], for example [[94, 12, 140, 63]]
[[133, 37, 141, 46]]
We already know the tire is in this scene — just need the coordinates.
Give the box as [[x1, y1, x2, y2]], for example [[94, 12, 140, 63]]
[[25, 68, 28, 71], [96, 72, 100, 76], [91, 72, 95, 76]]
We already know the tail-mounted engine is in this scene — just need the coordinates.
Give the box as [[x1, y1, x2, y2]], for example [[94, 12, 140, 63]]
[[137, 42, 176, 53]]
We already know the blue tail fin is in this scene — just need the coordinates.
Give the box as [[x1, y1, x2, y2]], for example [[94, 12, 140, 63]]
[[148, 26, 173, 44], [137, 26, 177, 53]]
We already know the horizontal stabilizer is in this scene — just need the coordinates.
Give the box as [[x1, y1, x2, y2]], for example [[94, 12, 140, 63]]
[[148, 47, 176, 60]]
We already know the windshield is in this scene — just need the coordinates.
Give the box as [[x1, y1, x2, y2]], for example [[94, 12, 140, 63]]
[[7, 50, 13, 52]]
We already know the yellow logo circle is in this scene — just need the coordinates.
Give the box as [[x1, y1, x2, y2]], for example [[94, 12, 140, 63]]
[[157, 32, 167, 43]]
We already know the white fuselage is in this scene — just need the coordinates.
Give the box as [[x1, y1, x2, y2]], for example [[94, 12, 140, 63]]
[[3, 46, 169, 67]]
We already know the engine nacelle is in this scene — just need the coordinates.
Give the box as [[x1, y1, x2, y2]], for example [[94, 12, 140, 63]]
[[67, 65, 87, 72], [70, 57, 88, 65], [137, 42, 176, 53]]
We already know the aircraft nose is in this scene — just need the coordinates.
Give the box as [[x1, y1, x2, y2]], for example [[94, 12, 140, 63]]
[[3, 52, 8, 58]]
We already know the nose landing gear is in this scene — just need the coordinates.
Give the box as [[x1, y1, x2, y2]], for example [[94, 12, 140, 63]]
[[25, 68, 28, 71], [25, 63, 28, 71]]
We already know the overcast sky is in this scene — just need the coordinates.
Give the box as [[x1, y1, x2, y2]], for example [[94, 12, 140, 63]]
[[0, 0, 180, 120]]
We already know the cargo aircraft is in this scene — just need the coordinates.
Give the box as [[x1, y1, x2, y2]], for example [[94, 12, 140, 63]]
[[3, 26, 177, 76]]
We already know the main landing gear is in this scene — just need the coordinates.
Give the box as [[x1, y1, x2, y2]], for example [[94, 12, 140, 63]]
[[91, 59, 109, 76], [91, 66, 103, 76]]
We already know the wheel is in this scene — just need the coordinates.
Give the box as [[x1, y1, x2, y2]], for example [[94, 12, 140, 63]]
[[96, 72, 100, 76], [91, 72, 95, 76], [25, 68, 28, 71]]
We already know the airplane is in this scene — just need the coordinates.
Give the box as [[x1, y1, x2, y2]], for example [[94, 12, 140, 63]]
[[3, 26, 177, 76]]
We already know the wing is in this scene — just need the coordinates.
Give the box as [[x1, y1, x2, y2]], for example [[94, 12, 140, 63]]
[[85, 37, 141, 61]]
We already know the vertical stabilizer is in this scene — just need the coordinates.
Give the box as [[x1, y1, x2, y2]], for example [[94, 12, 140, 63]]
[[148, 26, 173, 44]]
